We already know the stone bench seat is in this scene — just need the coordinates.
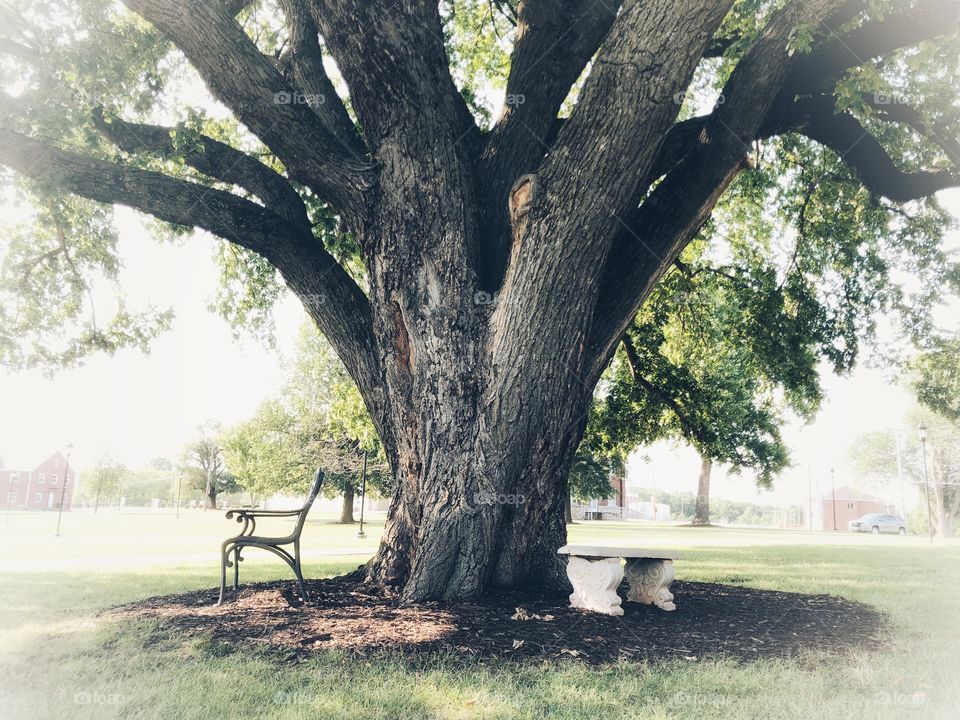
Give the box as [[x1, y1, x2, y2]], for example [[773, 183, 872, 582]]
[[557, 545, 681, 615]]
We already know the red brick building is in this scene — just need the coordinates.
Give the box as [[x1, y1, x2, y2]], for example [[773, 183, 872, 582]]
[[821, 485, 890, 532], [0, 452, 75, 512]]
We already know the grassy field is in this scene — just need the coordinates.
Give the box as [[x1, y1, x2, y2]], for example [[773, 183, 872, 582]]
[[1, 509, 958, 719]]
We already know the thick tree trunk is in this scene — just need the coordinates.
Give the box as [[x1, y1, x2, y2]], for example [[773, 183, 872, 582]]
[[364, 356, 592, 602], [340, 481, 355, 524], [206, 490, 217, 510], [692, 455, 712, 526], [565, 487, 573, 525]]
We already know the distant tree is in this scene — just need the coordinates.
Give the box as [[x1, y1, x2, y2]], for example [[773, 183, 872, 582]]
[[121, 467, 173, 506], [849, 406, 960, 537], [223, 324, 391, 521], [912, 337, 960, 422], [147, 457, 174, 473], [182, 423, 238, 509], [84, 457, 127, 513]]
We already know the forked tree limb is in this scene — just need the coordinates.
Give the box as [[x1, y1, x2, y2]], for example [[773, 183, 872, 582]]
[[0, 128, 384, 421], [276, 0, 364, 157], [91, 108, 311, 230], [121, 0, 374, 225]]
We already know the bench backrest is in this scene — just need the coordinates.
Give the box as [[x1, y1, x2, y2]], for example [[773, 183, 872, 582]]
[[294, 468, 325, 536]]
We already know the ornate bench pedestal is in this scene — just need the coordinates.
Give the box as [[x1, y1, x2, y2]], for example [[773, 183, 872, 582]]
[[558, 546, 680, 615], [624, 557, 676, 611]]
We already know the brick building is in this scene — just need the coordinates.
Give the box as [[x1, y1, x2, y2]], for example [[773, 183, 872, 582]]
[[0, 452, 75, 512], [820, 485, 890, 531]]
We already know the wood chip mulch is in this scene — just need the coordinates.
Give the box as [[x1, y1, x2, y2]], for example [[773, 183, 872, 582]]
[[108, 576, 886, 665]]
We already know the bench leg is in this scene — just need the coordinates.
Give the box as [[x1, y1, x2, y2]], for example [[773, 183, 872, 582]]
[[625, 558, 676, 611], [289, 539, 307, 600], [217, 543, 230, 605], [233, 547, 240, 591], [565, 556, 624, 615]]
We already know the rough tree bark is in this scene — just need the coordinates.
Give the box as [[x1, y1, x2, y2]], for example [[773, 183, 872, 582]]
[[693, 456, 713, 526], [2, 0, 959, 602]]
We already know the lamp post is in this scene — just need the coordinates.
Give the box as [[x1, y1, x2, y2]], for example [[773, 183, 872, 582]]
[[356, 449, 368, 539], [55, 443, 73, 537], [919, 423, 934, 542], [175, 471, 183, 519], [830, 467, 838, 532]]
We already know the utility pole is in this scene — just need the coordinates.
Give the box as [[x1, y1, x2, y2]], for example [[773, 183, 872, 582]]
[[175, 472, 183, 519], [919, 424, 934, 542], [830, 467, 838, 532], [55, 443, 73, 537]]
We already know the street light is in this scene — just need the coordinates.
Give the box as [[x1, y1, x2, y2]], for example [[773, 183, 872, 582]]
[[176, 471, 183, 519], [919, 423, 934, 542], [356, 449, 368, 539], [55, 443, 73, 537], [830, 467, 838, 532]]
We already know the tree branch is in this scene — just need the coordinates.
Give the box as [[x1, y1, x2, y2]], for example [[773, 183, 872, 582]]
[[801, 103, 959, 202], [0, 129, 383, 421], [0, 37, 38, 63], [307, 0, 479, 153], [276, 0, 364, 156], [586, 0, 841, 383], [788, 0, 960, 92], [620, 334, 698, 439], [861, 94, 960, 171], [91, 108, 311, 231], [476, 0, 619, 286], [122, 0, 374, 225]]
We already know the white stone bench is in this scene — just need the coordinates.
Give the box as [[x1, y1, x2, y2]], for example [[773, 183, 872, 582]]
[[557, 545, 680, 615]]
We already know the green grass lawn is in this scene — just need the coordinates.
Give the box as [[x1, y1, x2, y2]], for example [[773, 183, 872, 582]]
[[1, 509, 958, 719]]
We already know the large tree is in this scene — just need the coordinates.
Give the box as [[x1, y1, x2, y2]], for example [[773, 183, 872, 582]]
[[2, 0, 959, 600]]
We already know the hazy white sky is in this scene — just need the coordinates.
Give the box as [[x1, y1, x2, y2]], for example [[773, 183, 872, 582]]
[[1, 187, 957, 510]]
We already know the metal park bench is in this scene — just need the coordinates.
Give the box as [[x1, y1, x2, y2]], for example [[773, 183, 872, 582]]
[[217, 468, 325, 605]]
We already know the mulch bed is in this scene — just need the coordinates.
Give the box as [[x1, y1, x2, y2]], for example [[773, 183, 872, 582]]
[[110, 576, 886, 665]]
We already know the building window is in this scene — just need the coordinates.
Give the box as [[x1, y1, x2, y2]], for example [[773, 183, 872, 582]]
[[10, 472, 19, 484], [34, 492, 42, 504], [6, 492, 15, 503], [50, 474, 58, 485], [846, 502, 854, 510], [37, 473, 45, 483]]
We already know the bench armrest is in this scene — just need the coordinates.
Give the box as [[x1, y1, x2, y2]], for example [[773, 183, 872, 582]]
[[225, 509, 302, 518], [225, 508, 303, 537]]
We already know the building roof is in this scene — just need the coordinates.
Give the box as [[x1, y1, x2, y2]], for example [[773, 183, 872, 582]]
[[822, 485, 881, 502]]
